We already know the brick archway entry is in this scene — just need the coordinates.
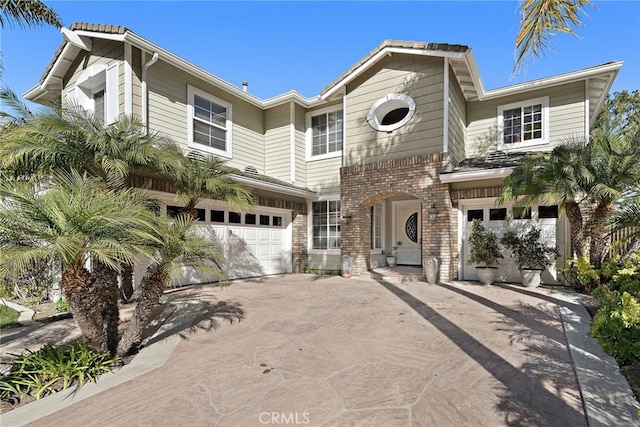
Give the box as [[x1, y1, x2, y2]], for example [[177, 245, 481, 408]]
[[340, 154, 457, 281]]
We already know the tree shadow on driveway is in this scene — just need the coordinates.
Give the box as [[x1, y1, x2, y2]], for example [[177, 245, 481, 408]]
[[375, 279, 587, 426]]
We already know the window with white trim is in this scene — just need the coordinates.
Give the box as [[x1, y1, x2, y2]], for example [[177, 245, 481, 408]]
[[497, 97, 548, 149], [312, 200, 341, 250], [306, 107, 343, 160], [187, 86, 232, 158], [371, 203, 383, 250], [66, 63, 119, 125]]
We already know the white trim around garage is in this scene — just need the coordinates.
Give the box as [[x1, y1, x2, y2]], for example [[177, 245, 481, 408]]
[[439, 167, 513, 183]]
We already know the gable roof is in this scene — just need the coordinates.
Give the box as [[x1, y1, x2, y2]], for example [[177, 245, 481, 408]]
[[26, 22, 621, 124], [320, 40, 469, 98]]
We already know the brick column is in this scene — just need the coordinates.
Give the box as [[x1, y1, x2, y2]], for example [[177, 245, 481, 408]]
[[291, 209, 308, 273]]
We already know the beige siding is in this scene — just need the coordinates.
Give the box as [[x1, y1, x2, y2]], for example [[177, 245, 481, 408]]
[[294, 104, 307, 186], [344, 55, 444, 165], [466, 81, 586, 158], [146, 60, 265, 172], [264, 104, 291, 182], [306, 156, 342, 193], [131, 47, 143, 118], [448, 67, 466, 165], [63, 39, 123, 89]]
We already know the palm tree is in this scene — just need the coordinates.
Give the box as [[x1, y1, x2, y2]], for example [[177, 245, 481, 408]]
[[0, 171, 159, 355], [0, 0, 61, 28], [500, 131, 640, 268], [514, 0, 594, 73], [116, 214, 225, 356], [0, 85, 34, 126], [0, 107, 184, 188], [173, 152, 253, 219]]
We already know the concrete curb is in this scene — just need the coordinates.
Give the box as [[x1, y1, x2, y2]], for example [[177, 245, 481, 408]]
[[555, 291, 640, 426], [0, 300, 35, 326], [0, 300, 203, 427]]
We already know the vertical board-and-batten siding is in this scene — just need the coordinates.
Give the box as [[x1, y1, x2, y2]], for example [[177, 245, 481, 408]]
[[264, 103, 292, 181], [447, 67, 466, 165], [146, 60, 265, 173], [465, 81, 586, 158], [344, 54, 445, 165], [63, 39, 123, 95]]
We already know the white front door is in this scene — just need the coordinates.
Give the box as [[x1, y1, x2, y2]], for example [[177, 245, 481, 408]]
[[393, 201, 421, 265]]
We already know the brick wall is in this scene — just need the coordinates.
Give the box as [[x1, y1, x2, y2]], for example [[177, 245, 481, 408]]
[[291, 209, 308, 273], [340, 153, 458, 281]]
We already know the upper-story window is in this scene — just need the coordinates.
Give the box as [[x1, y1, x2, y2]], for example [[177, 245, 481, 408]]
[[66, 63, 119, 125], [187, 85, 232, 158], [497, 96, 549, 150], [306, 106, 343, 161]]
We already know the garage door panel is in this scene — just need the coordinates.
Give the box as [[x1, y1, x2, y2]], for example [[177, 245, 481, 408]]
[[462, 205, 562, 284]]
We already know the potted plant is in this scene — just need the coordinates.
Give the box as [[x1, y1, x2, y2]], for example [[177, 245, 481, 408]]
[[500, 227, 558, 288], [383, 245, 399, 267], [467, 219, 503, 285]]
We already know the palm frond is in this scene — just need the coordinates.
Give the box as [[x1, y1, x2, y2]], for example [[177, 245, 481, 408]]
[[514, 0, 594, 74], [0, 0, 62, 28], [0, 85, 34, 125]]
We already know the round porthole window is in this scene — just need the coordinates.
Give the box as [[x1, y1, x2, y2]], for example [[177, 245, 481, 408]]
[[367, 93, 416, 132]]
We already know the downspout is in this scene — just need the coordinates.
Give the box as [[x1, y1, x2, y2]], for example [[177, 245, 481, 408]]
[[141, 52, 159, 133]]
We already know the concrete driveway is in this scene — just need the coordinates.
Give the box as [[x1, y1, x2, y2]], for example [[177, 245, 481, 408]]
[[2, 274, 636, 426]]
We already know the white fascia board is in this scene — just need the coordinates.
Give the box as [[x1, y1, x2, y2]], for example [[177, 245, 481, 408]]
[[439, 167, 513, 183], [61, 27, 92, 51], [231, 174, 318, 200], [463, 49, 486, 97], [74, 30, 126, 42], [589, 68, 619, 124], [23, 85, 47, 101], [478, 62, 623, 101], [38, 43, 75, 95], [321, 47, 467, 101], [262, 91, 322, 109]]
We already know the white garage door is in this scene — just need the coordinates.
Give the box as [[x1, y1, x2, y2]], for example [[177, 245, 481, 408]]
[[208, 208, 292, 279], [461, 203, 565, 284]]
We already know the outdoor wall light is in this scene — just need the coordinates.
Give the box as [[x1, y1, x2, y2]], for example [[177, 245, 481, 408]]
[[428, 203, 438, 220], [342, 211, 353, 224]]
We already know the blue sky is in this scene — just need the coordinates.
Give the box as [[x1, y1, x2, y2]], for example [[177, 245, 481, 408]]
[[1, 1, 639, 108]]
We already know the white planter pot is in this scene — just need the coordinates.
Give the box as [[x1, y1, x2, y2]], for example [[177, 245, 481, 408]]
[[476, 266, 497, 286], [386, 256, 397, 267], [520, 269, 542, 288]]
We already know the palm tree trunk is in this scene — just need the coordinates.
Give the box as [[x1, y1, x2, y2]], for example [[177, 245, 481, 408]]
[[588, 203, 615, 269], [119, 262, 135, 302], [566, 201, 586, 258], [116, 264, 168, 356], [62, 264, 120, 355]]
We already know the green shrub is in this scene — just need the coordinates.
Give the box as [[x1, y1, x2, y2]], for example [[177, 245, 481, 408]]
[[303, 269, 341, 275], [591, 286, 640, 365], [467, 219, 503, 267], [0, 342, 119, 401], [55, 298, 70, 313], [561, 255, 599, 292], [599, 253, 640, 297]]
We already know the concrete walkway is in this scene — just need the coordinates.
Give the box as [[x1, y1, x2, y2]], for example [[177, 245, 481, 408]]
[[1, 275, 638, 426]]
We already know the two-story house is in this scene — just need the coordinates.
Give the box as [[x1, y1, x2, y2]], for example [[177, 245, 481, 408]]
[[25, 23, 621, 284]]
